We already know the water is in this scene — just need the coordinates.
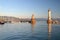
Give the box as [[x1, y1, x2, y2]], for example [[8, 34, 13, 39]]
[[0, 21, 60, 40]]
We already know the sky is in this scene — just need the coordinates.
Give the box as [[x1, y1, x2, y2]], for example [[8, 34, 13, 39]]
[[0, 0, 60, 18]]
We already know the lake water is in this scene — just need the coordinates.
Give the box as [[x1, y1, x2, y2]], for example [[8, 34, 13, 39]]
[[0, 21, 60, 40]]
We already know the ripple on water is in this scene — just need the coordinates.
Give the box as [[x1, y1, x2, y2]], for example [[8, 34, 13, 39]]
[[2, 33, 48, 40]]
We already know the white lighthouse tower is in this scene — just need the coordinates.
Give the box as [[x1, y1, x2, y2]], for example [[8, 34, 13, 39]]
[[48, 9, 51, 21], [47, 9, 52, 23], [31, 14, 35, 20], [31, 14, 36, 24]]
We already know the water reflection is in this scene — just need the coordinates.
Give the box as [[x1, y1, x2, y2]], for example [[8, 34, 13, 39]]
[[0, 24, 4, 28], [48, 23, 52, 40], [31, 21, 36, 32]]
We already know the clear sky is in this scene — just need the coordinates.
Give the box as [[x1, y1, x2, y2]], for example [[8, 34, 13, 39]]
[[0, 0, 60, 18]]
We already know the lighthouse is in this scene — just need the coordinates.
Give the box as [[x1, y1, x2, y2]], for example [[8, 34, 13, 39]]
[[31, 14, 36, 24], [31, 14, 35, 20], [47, 9, 52, 23]]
